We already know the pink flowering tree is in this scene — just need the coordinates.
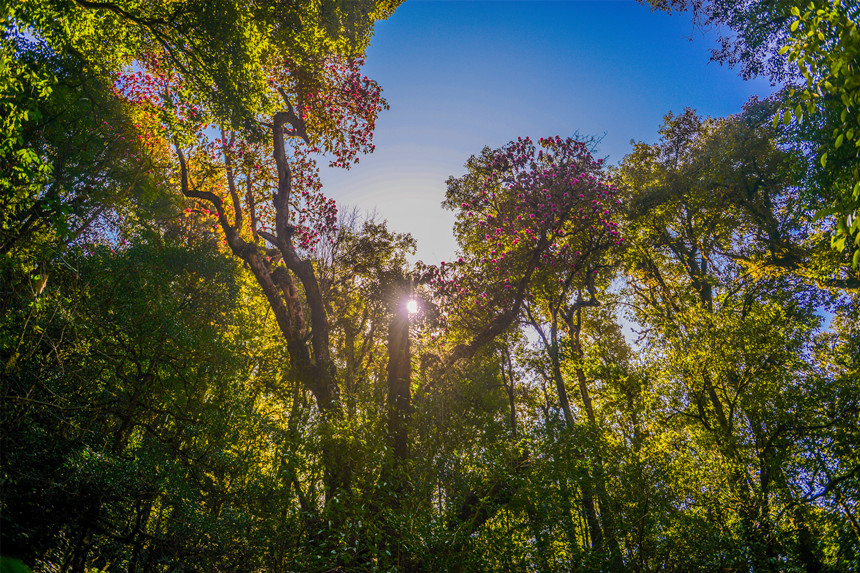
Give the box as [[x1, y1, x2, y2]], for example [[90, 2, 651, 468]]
[[433, 136, 622, 362], [432, 136, 625, 560]]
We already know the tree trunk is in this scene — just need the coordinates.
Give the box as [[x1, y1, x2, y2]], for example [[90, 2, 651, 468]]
[[500, 348, 517, 439], [569, 306, 624, 570], [385, 299, 411, 474], [176, 112, 351, 503]]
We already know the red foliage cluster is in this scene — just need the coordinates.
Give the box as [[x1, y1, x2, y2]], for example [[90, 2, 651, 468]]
[[112, 52, 378, 252], [293, 56, 387, 169], [282, 145, 338, 251], [113, 53, 207, 140]]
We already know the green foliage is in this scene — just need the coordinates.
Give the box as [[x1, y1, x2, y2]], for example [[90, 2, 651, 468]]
[[0, 32, 56, 268], [614, 106, 858, 571], [1, 240, 295, 570], [8, 0, 397, 132], [3, 1, 859, 571], [779, 1, 860, 259], [0, 27, 174, 292], [0, 557, 33, 573], [0, 36, 54, 208], [639, 0, 860, 265]]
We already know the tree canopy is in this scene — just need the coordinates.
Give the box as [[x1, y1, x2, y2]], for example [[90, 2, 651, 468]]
[[2, 1, 859, 572]]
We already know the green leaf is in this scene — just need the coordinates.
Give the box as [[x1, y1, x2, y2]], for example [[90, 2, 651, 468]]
[[833, 234, 846, 251], [853, 249, 860, 268], [791, 20, 800, 32], [784, 110, 792, 125], [821, 152, 828, 167], [836, 133, 844, 148]]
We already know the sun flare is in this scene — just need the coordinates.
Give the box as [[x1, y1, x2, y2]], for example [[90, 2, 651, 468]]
[[406, 299, 419, 315]]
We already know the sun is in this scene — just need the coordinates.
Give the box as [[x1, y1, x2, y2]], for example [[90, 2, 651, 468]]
[[406, 299, 419, 315]]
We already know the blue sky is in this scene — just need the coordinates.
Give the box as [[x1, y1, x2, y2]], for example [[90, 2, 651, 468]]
[[319, 0, 779, 263]]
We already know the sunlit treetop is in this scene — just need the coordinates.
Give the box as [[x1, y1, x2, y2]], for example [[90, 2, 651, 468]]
[[109, 53, 382, 251], [637, 0, 860, 264], [433, 136, 622, 357], [3, 0, 400, 259], [7, 0, 400, 133], [59, 0, 395, 256]]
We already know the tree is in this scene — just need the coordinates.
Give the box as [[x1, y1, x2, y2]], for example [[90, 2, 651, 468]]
[[0, 25, 169, 290], [426, 136, 625, 568], [614, 106, 854, 570], [7, 0, 402, 507], [3, 4, 412, 571], [1, 240, 297, 571], [638, 0, 860, 263], [436, 136, 621, 363], [7, 0, 399, 130]]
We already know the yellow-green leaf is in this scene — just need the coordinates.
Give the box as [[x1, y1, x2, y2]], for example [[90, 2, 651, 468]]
[[833, 234, 846, 251]]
